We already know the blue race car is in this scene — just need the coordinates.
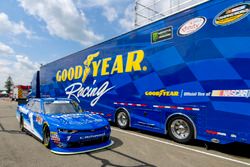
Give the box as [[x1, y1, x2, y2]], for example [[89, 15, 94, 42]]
[[16, 98, 113, 154]]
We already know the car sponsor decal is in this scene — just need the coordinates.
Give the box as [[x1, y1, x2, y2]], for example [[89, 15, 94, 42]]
[[178, 17, 207, 36], [36, 116, 43, 125], [51, 131, 58, 135], [67, 136, 71, 141], [214, 3, 250, 26], [81, 133, 106, 140], [51, 132, 60, 143], [151, 26, 173, 43]]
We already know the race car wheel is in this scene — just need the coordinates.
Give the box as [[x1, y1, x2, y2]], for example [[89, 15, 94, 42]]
[[43, 126, 51, 148], [116, 110, 129, 129], [167, 116, 194, 144], [20, 116, 24, 132]]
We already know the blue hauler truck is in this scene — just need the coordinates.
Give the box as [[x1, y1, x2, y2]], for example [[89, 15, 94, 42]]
[[30, 0, 250, 144]]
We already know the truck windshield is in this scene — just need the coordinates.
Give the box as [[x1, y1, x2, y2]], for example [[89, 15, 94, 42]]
[[44, 101, 81, 114]]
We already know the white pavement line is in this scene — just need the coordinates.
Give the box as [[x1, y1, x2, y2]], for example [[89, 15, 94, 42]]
[[112, 128, 250, 166]]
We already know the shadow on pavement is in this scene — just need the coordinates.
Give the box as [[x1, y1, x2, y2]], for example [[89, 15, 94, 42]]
[[0, 122, 25, 135], [193, 141, 250, 158], [87, 136, 156, 167], [112, 125, 250, 159], [54, 135, 155, 166]]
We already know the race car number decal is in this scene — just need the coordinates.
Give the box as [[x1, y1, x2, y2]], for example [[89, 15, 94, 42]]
[[28, 112, 34, 131]]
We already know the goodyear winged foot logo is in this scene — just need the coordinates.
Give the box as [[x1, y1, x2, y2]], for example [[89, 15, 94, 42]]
[[55, 50, 146, 106], [82, 51, 99, 83]]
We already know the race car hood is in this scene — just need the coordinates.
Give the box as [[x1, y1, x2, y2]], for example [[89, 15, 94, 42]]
[[45, 113, 108, 130]]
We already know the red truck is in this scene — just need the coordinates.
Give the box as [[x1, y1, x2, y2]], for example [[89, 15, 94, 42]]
[[12, 85, 31, 101]]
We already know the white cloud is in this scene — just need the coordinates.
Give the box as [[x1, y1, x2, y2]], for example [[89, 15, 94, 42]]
[[102, 6, 118, 22], [0, 55, 39, 90], [0, 12, 32, 37], [76, 0, 116, 8], [77, 0, 130, 23], [119, 4, 134, 31], [0, 59, 13, 66], [0, 40, 39, 90], [0, 42, 15, 56], [16, 55, 39, 70], [18, 0, 103, 46]]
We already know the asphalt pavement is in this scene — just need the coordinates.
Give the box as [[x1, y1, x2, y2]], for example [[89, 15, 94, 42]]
[[0, 99, 249, 167]]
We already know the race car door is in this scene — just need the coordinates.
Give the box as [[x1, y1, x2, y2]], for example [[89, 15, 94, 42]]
[[30, 101, 43, 140]]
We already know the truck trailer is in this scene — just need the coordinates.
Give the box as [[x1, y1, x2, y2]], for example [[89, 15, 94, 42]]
[[30, 0, 250, 144]]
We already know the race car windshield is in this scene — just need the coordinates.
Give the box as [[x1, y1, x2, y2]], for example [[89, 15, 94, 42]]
[[44, 102, 80, 114]]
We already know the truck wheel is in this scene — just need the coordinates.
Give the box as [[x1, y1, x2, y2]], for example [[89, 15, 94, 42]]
[[20, 116, 24, 132], [167, 116, 194, 144], [43, 126, 51, 148], [116, 110, 129, 129]]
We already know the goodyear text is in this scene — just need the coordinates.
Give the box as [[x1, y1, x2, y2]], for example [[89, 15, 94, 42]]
[[56, 50, 145, 83]]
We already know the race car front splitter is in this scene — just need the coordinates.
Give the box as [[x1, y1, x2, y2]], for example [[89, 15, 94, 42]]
[[50, 140, 113, 155]]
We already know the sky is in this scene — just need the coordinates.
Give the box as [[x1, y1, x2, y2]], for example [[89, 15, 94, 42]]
[[0, 0, 135, 90]]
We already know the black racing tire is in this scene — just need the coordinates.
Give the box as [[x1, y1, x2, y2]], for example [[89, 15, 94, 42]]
[[43, 126, 51, 149], [116, 110, 129, 129], [20, 116, 24, 132], [167, 116, 194, 144]]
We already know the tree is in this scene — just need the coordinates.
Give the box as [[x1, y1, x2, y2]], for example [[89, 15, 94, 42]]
[[5, 76, 14, 94]]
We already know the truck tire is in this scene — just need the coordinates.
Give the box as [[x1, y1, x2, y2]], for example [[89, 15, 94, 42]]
[[167, 116, 194, 144], [116, 110, 129, 129]]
